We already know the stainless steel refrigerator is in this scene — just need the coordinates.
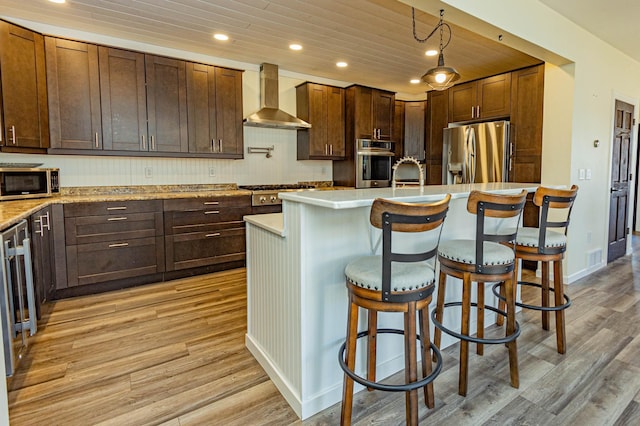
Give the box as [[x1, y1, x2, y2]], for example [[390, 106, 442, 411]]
[[442, 120, 510, 184]]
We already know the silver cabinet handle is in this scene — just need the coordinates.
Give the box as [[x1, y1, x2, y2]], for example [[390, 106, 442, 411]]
[[325, 144, 328, 155], [477, 105, 481, 117], [34, 211, 51, 235], [203, 201, 219, 205], [218, 139, 223, 153], [205, 233, 221, 237], [330, 144, 333, 155], [204, 210, 220, 214], [141, 134, 146, 150], [107, 217, 127, 221], [150, 135, 155, 151], [34, 218, 44, 236], [471, 107, 475, 118], [95, 132, 99, 148], [108, 242, 129, 248], [10, 125, 16, 144], [107, 206, 127, 210]]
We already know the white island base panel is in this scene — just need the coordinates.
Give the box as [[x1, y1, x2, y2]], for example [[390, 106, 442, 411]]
[[244, 183, 537, 419]]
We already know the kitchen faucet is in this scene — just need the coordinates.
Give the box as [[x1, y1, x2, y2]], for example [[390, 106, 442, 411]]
[[392, 156, 424, 190]]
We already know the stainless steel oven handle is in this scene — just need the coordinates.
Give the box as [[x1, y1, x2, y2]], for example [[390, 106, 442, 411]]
[[20, 237, 37, 336], [357, 151, 395, 157]]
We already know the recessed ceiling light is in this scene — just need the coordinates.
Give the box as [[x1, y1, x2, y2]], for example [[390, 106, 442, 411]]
[[410, 79, 421, 84], [48, 0, 66, 3], [425, 50, 438, 57], [336, 61, 348, 68], [213, 33, 229, 41], [289, 44, 302, 51]]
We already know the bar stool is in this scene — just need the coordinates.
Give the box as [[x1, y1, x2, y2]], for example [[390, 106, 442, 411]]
[[339, 194, 451, 426], [432, 189, 527, 396], [494, 185, 578, 354]]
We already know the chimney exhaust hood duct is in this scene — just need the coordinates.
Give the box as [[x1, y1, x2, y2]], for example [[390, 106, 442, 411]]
[[243, 63, 311, 130]]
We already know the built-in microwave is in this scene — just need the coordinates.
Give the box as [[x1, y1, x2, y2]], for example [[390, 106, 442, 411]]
[[355, 139, 395, 188], [0, 167, 60, 201]]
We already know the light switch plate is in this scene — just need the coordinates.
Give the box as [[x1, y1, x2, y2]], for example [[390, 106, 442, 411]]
[[585, 168, 592, 180], [579, 168, 585, 180]]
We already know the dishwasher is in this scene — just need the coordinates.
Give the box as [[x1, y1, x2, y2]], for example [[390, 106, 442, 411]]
[[0, 219, 37, 376]]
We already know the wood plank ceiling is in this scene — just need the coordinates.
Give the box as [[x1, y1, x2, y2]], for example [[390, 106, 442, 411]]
[[0, 0, 542, 96]]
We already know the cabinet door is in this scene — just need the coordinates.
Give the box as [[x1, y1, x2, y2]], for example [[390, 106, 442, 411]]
[[426, 90, 449, 184], [326, 85, 345, 157], [510, 64, 544, 183], [307, 83, 328, 156], [145, 55, 188, 153], [99, 47, 148, 151], [372, 89, 394, 140], [354, 86, 373, 139], [478, 73, 511, 119], [393, 100, 405, 157], [45, 37, 102, 150], [186, 63, 216, 153], [214, 67, 243, 156], [66, 236, 164, 287], [403, 101, 426, 161], [448, 81, 476, 123], [0, 21, 49, 150]]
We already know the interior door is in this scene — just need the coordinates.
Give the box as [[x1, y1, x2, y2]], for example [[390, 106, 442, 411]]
[[608, 100, 634, 262]]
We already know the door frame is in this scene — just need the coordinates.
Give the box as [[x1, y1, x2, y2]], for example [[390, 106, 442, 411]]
[[607, 93, 639, 262]]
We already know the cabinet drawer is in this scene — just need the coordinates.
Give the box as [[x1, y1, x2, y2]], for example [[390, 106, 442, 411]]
[[65, 200, 163, 217], [166, 219, 245, 236], [165, 227, 245, 271], [164, 208, 250, 233], [66, 236, 164, 286], [65, 211, 163, 245], [163, 196, 250, 211]]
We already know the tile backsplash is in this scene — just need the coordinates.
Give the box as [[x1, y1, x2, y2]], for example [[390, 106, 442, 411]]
[[0, 127, 332, 187]]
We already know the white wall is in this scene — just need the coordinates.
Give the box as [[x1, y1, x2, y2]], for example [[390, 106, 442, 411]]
[[0, 17, 345, 188]]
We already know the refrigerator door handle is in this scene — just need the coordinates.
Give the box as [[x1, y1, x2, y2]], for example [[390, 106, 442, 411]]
[[465, 127, 476, 184]]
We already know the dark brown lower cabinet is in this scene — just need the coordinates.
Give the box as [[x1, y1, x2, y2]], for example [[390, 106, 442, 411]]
[[62, 200, 164, 288], [163, 195, 250, 272]]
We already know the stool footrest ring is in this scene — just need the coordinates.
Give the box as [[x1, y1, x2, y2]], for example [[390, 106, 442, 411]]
[[491, 281, 572, 312], [338, 328, 443, 393], [431, 302, 521, 344]]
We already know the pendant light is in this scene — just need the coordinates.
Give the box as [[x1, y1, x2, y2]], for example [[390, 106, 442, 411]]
[[412, 8, 460, 91]]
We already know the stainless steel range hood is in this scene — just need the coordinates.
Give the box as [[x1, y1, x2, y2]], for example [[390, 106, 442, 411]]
[[243, 63, 311, 130]]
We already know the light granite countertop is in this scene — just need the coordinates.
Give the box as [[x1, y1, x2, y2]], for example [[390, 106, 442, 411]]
[[0, 182, 340, 230], [0, 185, 251, 229]]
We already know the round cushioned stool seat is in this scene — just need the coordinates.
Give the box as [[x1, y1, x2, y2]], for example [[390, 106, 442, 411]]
[[345, 255, 435, 292], [438, 240, 515, 266], [516, 227, 567, 248]]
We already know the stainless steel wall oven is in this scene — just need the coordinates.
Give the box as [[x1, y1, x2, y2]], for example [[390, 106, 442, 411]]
[[355, 139, 394, 188]]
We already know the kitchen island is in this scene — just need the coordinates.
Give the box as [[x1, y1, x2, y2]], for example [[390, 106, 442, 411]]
[[244, 182, 538, 419]]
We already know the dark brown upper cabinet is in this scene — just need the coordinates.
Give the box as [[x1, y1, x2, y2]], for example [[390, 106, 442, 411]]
[[296, 82, 345, 159], [98, 47, 148, 152], [46, 37, 102, 150], [145, 55, 188, 153], [99, 48, 188, 153], [347, 85, 395, 141], [186, 63, 243, 158], [0, 21, 49, 152], [449, 73, 511, 123]]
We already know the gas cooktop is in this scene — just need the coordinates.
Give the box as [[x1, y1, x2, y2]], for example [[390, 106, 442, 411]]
[[239, 184, 315, 206]]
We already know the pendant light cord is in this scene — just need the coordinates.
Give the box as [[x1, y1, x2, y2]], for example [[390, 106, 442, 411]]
[[412, 8, 452, 51]]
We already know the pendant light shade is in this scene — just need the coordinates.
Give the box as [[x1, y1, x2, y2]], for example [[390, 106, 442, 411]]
[[412, 8, 461, 91], [421, 52, 460, 91]]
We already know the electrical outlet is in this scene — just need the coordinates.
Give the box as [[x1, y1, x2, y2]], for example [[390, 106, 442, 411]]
[[144, 166, 153, 178], [209, 167, 216, 177]]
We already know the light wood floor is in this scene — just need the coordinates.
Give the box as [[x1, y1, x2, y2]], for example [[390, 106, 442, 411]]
[[9, 239, 640, 425]]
